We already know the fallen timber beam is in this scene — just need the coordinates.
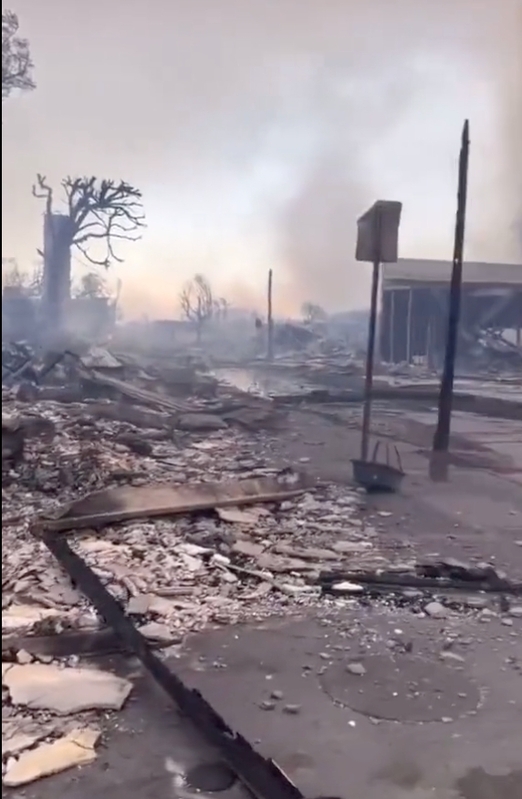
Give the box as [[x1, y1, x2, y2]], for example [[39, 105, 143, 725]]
[[319, 569, 522, 596], [37, 529, 305, 799], [2, 625, 173, 661]]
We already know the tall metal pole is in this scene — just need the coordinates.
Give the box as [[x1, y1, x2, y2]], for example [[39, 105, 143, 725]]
[[267, 268, 274, 362], [432, 119, 470, 456], [360, 260, 380, 461]]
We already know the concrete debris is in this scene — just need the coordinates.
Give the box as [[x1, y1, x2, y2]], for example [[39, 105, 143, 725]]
[[3, 340, 521, 786], [216, 506, 266, 524], [259, 699, 276, 711], [2, 605, 73, 634], [2, 662, 133, 714], [3, 727, 100, 787], [15, 649, 34, 665], [3, 729, 46, 758], [439, 651, 465, 664], [346, 662, 367, 676], [330, 581, 365, 594], [425, 602, 448, 619], [138, 622, 180, 644]]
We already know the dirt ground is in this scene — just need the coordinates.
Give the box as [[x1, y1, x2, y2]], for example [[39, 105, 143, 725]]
[[7, 406, 522, 799]]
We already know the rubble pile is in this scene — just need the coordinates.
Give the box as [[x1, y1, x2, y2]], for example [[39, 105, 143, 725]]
[[2, 658, 133, 786], [2, 343, 396, 786], [1, 351, 394, 641]]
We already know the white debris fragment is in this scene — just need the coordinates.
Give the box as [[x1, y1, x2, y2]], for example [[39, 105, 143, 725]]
[[217, 506, 265, 524], [3, 728, 100, 787], [2, 662, 133, 714], [330, 582, 364, 594], [346, 662, 366, 676], [424, 602, 448, 619]]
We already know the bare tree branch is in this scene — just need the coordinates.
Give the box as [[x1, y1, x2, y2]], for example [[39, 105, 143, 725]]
[[32, 175, 145, 268], [301, 301, 327, 323], [32, 174, 53, 214], [2, 10, 35, 100], [179, 274, 214, 342], [73, 270, 109, 299], [65, 177, 145, 267]]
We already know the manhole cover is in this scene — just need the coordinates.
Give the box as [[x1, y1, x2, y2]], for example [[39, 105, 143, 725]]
[[320, 655, 480, 722], [185, 761, 237, 792]]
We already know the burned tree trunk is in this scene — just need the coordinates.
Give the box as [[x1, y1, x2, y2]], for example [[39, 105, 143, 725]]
[[41, 213, 72, 342], [33, 174, 145, 343]]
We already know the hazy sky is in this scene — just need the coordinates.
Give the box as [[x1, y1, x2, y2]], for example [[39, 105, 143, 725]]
[[2, 0, 521, 317]]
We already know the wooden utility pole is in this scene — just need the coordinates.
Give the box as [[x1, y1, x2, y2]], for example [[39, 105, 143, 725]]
[[432, 120, 470, 461], [267, 268, 274, 361]]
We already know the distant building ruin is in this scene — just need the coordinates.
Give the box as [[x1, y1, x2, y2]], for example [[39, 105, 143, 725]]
[[2, 290, 115, 344], [380, 258, 522, 367]]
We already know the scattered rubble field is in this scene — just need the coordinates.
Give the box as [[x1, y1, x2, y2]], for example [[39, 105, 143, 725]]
[[3, 344, 522, 791]]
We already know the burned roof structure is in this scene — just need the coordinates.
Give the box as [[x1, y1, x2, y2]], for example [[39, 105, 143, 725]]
[[380, 258, 522, 370]]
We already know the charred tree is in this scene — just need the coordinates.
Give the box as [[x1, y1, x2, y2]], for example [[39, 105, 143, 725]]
[[2, 10, 35, 100], [32, 174, 144, 340], [180, 274, 214, 343]]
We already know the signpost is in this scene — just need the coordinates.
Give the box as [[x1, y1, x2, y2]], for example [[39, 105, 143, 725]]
[[356, 200, 402, 462]]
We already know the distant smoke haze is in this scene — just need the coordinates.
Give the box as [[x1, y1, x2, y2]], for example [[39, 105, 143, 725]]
[[2, 0, 521, 318]]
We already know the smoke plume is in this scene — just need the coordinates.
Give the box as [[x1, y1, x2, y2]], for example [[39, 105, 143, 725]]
[[2, 0, 521, 317]]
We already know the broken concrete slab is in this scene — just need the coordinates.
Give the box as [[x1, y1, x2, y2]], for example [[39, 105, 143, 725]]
[[2, 604, 67, 635], [3, 729, 46, 758], [138, 621, 180, 644], [3, 727, 100, 787], [2, 662, 133, 714]]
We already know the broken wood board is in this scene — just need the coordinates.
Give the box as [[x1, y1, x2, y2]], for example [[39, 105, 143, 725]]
[[40, 470, 311, 533], [80, 368, 194, 414], [80, 401, 174, 430]]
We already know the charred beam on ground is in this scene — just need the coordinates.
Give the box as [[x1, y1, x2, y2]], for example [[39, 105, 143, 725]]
[[37, 530, 305, 799]]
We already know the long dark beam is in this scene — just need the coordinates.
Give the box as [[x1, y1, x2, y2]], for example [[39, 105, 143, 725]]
[[38, 530, 305, 799]]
